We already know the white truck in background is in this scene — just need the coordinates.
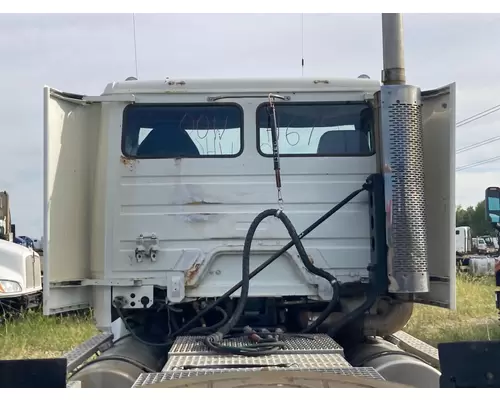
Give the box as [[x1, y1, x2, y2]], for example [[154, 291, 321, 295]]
[[480, 235, 497, 254], [472, 237, 488, 254], [455, 226, 472, 255], [455, 227, 492, 256], [456, 227, 495, 274], [0, 191, 43, 312], [0, 239, 43, 312]]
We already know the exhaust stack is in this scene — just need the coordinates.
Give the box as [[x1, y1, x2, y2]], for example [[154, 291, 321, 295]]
[[378, 14, 429, 294], [381, 13, 406, 85]]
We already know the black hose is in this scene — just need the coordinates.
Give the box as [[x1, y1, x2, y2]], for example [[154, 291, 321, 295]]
[[355, 350, 430, 367], [204, 207, 345, 355], [67, 355, 156, 380], [112, 333, 132, 345], [188, 306, 229, 334], [114, 302, 229, 346], [112, 181, 371, 348], [113, 302, 172, 347], [170, 184, 369, 338], [301, 281, 340, 333], [205, 341, 287, 356], [327, 287, 378, 337], [203, 209, 272, 354], [179, 363, 294, 370]]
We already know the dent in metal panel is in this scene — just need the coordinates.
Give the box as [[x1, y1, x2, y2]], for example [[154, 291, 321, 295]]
[[180, 213, 220, 223], [172, 184, 222, 207], [380, 85, 429, 294]]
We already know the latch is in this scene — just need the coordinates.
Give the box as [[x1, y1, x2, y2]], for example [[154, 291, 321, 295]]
[[149, 237, 160, 262], [135, 233, 160, 263]]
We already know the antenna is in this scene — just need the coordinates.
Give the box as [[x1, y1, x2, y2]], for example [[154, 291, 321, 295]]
[[132, 13, 139, 78], [301, 13, 304, 77]]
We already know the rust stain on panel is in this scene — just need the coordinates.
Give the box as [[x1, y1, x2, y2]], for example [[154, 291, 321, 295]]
[[120, 155, 138, 169], [185, 263, 201, 285]]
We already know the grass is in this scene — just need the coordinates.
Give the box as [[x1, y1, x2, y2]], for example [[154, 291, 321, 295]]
[[0, 311, 98, 360], [405, 273, 500, 346], [0, 274, 498, 359]]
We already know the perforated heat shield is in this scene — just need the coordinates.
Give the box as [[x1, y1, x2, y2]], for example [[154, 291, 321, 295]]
[[379, 85, 429, 294]]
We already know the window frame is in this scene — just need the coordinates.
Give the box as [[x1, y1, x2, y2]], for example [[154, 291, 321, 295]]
[[121, 102, 245, 159], [255, 101, 375, 158]]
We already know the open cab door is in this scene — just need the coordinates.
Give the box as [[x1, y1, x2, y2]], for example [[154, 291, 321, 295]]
[[413, 83, 457, 309], [43, 86, 102, 315]]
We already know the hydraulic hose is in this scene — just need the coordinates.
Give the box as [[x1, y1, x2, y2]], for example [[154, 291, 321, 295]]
[[204, 208, 344, 355], [187, 306, 229, 335], [301, 282, 340, 333], [327, 286, 378, 337], [170, 183, 369, 339], [67, 355, 155, 380], [113, 302, 173, 348], [114, 180, 371, 348], [113, 301, 229, 347]]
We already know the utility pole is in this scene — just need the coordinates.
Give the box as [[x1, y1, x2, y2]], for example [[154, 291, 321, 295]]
[[381, 13, 406, 85]]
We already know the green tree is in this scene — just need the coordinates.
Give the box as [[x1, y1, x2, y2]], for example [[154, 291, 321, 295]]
[[456, 200, 494, 236], [456, 205, 473, 228]]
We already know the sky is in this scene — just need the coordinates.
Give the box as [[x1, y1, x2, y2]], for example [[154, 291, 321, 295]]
[[0, 12, 499, 237]]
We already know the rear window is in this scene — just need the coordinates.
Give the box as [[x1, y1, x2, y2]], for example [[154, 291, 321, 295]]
[[122, 104, 244, 158], [256, 102, 373, 157]]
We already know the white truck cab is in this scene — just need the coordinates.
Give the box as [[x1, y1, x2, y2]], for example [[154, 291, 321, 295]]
[[455, 226, 472, 255], [38, 13, 463, 389], [0, 239, 42, 307], [477, 237, 488, 253], [43, 77, 456, 328]]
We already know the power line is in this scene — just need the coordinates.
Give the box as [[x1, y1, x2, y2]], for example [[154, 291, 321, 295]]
[[456, 104, 500, 127], [456, 155, 500, 172], [453, 105, 500, 170], [455, 105, 500, 154], [456, 135, 500, 154]]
